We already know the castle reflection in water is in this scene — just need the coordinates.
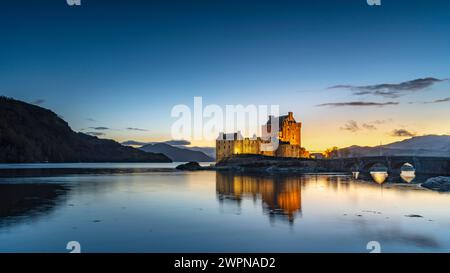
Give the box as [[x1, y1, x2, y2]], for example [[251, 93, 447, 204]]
[[216, 172, 303, 223]]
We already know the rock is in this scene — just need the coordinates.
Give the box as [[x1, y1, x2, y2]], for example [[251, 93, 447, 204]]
[[405, 214, 423, 218], [421, 176, 450, 192], [176, 162, 202, 171], [266, 166, 289, 173]]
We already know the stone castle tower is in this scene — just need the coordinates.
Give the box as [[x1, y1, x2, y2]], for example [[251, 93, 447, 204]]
[[216, 112, 306, 161], [262, 112, 301, 146]]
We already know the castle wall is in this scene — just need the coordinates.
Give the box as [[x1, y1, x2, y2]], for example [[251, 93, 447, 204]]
[[217, 140, 306, 161], [276, 144, 303, 158], [242, 139, 260, 154], [216, 138, 261, 161], [216, 140, 236, 162]]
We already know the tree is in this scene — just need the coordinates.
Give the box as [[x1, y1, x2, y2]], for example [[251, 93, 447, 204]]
[[323, 146, 339, 159]]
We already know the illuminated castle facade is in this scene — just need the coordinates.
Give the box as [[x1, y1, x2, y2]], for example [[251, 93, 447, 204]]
[[216, 112, 308, 162]]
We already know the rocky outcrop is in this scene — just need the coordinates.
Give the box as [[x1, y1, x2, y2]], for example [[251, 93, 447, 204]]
[[215, 154, 327, 173], [421, 177, 450, 192], [176, 162, 203, 171]]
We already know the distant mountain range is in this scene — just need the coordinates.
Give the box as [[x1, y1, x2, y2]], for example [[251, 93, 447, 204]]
[[338, 135, 450, 158], [0, 97, 171, 163], [122, 140, 216, 161], [125, 135, 450, 161], [139, 143, 214, 162], [182, 146, 216, 159]]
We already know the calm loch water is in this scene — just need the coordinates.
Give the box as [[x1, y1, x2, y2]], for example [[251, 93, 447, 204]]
[[0, 165, 449, 253]]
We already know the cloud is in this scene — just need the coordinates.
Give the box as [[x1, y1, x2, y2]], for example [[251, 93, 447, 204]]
[[362, 123, 377, 130], [360, 226, 440, 249], [86, 131, 105, 137], [329, 77, 447, 98], [340, 121, 380, 133], [424, 97, 450, 104], [354, 218, 440, 249], [378, 230, 440, 249], [372, 119, 392, 125], [86, 118, 96, 122], [122, 140, 191, 147], [89, 127, 109, 130], [317, 101, 399, 107], [127, 127, 149, 132], [390, 129, 416, 137], [164, 140, 191, 146], [340, 120, 360, 133], [32, 99, 45, 105], [122, 140, 149, 146]]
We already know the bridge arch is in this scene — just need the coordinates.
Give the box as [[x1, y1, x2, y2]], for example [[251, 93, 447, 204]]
[[343, 161, 360, 171], [362, 161, 387, 171], [392, 161, 414, 170]]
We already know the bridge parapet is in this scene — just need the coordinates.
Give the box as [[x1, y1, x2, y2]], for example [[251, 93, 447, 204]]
[[330, 156, 450, 175]]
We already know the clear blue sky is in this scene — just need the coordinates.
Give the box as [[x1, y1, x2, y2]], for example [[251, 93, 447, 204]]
[[1, 0, 450, 150]]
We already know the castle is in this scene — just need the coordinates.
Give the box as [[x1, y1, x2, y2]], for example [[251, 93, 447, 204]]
[[216, 112, 308, 162]]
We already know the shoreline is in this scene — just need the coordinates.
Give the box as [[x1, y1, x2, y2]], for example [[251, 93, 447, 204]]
[[0, 167, 431, 193], [0, 162, 448, 194], [0, 167, 179, 178]]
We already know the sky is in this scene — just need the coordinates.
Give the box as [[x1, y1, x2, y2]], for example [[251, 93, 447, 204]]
[[1, 0, 450, 151]]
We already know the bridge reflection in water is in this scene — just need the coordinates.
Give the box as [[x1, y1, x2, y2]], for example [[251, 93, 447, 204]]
[[216, 172, 302, 223]]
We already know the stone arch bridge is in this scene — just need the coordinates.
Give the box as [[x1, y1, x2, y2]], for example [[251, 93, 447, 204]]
[[326, 156, 450, 175]]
